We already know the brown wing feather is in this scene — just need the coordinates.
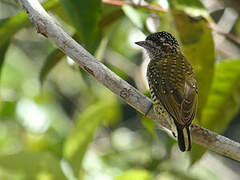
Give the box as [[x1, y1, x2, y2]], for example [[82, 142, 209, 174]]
[[181, 76, 198, 126]]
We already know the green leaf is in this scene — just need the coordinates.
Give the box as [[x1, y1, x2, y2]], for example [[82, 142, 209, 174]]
[[40, 48, 64, 85], [63, 93, 119, 177], [0, 18, 10, 79], [115, 169, 152, 180], [0, 0, 59, 49], [169, 0, 210, 20], [122, 5, 148, 34], [235, 19, 240, 38], [0, 12, 29, 49], [59, 0, 101, 53], [141, 116, 155, 135], [0, 151, 67, 180], [201, 59, 240, 132], [0, 42, 9, 79], [191, 59, 240, 163], [109, 19, 137, 60], [172, 11, 215, 121]]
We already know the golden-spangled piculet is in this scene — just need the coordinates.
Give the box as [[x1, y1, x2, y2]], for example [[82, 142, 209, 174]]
[[135, 31, 198, 152]]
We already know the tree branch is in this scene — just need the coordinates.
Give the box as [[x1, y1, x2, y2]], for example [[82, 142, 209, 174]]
[[209, 24, 240, 45], [19, 0, 240, 161]]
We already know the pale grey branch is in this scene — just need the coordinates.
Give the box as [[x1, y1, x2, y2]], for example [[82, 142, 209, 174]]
[[19, 0, 240, 161]]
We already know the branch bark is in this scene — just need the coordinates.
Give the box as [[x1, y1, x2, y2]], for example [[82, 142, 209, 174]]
[[19, 0, 240, 161]]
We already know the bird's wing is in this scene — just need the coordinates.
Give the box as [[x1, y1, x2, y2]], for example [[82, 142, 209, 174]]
[[179, 76, 198, 126], [151, 56, 198, 127]]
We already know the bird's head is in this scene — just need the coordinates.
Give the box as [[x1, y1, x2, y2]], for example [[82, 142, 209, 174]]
[[135, 31, 180, 58]]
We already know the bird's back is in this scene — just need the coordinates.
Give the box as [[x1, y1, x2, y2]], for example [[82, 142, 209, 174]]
[[147, 52, 198, 129]]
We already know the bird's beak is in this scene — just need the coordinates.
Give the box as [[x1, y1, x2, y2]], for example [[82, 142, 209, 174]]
[[135, 41, 147, 48]]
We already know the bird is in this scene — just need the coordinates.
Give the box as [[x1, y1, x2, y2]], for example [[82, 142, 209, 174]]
[[135, 31, 198, 152]]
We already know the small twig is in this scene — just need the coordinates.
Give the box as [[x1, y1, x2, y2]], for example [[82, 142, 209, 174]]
[[209, 24, 240, 45], [19, 0, 240, 161], [102, 0, 167, 13], [102, 0, 240, 46]]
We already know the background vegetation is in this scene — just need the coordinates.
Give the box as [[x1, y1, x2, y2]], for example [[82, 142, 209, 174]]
[[0, 0, 240, 179]]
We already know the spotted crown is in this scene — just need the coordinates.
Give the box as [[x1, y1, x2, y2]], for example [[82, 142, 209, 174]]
[[146, 31, 179, 47]]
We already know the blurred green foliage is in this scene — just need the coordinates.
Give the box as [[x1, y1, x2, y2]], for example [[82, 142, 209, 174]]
[[201, 60, 240, 132], [0, 0, 240, 179], [115, 169, 152, 180], [59, 0, 101, 53]]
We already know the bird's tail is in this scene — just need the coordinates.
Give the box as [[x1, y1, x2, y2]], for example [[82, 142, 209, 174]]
[[176, 126, 191, 152]]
